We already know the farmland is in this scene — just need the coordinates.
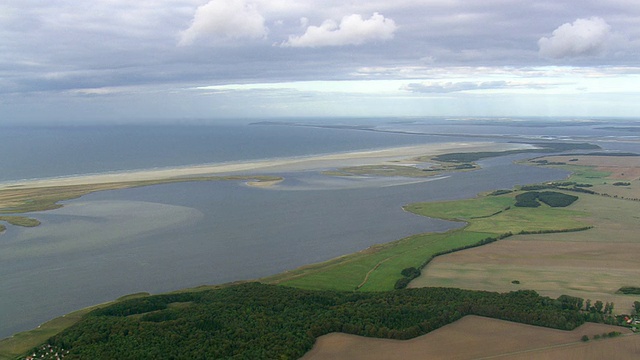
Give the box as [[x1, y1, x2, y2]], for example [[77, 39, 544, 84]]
[[411, 155, 640, 314], [303, 315, 637, 360]]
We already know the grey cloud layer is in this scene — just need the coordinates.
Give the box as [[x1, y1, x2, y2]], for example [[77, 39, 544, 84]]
[[1, 1, 639, 99]]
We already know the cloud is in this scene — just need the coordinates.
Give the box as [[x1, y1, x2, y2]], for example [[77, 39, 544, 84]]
[[538, 17, 611, 59], [178, 0, 268, 46], [281, 12, 397, 47], [403, 81, 512, 93]]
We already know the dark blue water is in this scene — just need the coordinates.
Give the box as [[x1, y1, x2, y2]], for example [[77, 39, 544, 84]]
[[0, 123, 455, 182], [3, 119, 637, 182]]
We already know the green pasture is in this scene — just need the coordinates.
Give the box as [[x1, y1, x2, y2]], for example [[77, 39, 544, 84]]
[[404, 196, 513, 221], [466, 205, 587, 234], [269, 230, 494, 292], [562, 165, 610, 185], [405, 193, 587, 234]]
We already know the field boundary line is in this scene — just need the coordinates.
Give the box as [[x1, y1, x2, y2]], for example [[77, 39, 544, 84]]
[[356, 256, 398, 289]]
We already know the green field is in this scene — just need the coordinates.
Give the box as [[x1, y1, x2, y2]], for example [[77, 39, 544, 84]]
[[267, 230, 494, 291], [404, 196, 513, 221], [554, 165, 611, 185], [405, 192, 587, 234]]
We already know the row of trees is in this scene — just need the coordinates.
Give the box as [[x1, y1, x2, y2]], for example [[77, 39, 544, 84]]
[[394, 233, 513, 289]]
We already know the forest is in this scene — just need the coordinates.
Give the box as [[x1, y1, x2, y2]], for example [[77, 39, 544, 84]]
[[34, 282, 588, 359]]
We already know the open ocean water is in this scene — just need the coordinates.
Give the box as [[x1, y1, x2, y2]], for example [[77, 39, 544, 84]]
[[1, 118, 639, 338]]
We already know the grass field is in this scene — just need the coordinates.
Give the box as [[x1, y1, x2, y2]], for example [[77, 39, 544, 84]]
[[265, 230, 494, 291], [406, 194, 588, 234]]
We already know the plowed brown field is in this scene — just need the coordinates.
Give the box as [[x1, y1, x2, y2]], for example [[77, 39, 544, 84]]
[[302, 316, 638, 360]]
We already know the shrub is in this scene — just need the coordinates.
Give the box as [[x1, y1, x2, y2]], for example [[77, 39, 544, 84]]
[[617, 287, 640, 295], [581, 335, 589, 342], [613, 182, 631, 186]]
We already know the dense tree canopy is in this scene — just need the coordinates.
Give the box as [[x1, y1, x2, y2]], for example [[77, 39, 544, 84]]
[[40, 283, 586, 359]]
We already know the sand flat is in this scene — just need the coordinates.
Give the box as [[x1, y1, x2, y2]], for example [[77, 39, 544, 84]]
[[0, 142, 529, 190]]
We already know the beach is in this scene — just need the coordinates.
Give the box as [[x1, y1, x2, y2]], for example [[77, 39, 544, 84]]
[[0, 142, 532, 191]]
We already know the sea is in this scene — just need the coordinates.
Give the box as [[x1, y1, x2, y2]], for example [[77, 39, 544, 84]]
[[1, 117, 639, 338]]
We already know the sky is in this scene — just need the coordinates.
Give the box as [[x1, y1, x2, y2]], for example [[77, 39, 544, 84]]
[[1, 0, 640, 123]]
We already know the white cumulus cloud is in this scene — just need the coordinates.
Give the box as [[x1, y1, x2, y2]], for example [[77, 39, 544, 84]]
[[281, 12, 397, 48], [178, 0, 267, 46], [538, 17, 611, 58]]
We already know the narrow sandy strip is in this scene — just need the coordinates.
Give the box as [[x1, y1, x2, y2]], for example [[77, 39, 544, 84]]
[[0, 142, 533, 190]]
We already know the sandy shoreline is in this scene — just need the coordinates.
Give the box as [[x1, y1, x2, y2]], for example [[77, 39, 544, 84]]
[[0, 142, 532, 190]]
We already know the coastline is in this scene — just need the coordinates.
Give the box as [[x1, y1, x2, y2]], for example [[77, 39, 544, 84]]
[[0, 142, 532, 191]]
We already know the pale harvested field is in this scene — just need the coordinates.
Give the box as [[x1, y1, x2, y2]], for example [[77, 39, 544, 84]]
[[302, 316, 637, 360], [411, 154, 640, 313], [411, 192, 640, 313], [536, 155, 640, 181], [535, 155, 640, 199], [410, 240, 640, 312]]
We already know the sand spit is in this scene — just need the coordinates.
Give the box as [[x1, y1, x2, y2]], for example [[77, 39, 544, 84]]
[[0, 142, 531, 191]]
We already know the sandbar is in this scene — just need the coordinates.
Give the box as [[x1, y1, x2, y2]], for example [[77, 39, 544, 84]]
[[0, 142, 533, 191]]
